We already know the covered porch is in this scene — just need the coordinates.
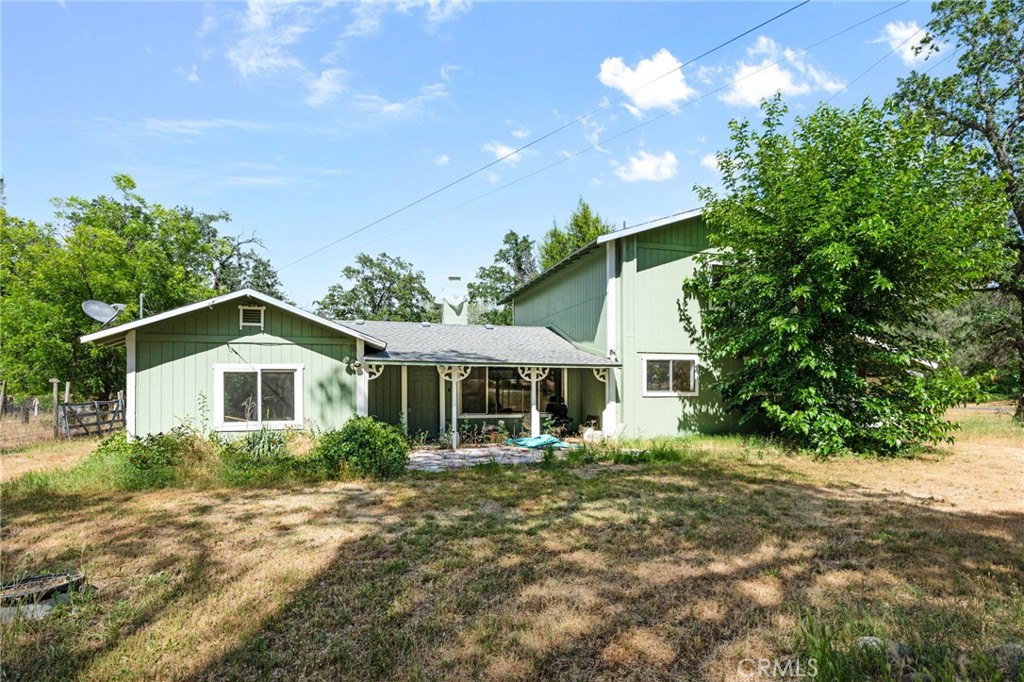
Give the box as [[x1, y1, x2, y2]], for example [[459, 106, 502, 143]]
[[365, 363, 614, 446], [341, 319, 619, 448]]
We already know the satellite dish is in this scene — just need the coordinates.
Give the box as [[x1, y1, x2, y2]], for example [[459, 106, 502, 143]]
[[82, 300, 126, 328]]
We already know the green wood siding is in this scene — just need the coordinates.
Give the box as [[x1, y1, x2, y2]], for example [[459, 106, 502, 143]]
[[368, 365, 402, 427], [513, 248, 608, 354], [134, 302, 357, 436], [617, 215, 738, 436]]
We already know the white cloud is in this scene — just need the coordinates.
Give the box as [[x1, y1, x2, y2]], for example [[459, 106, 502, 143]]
[[439, 63, 461, 81], [352, 82, 447, 115], [398, 0, 472, 27], [226, 2, 313, 79], [306, 68, 345, 106], [699, 153, 719, 173], [720, 36, 844, 107], [613, 150, 678, 182], [343, 0, 387, 37], [433, 153, 450, 166], [142, 118, 274, 135], [598, 48, 697, 118], [344, 0, 471, 37], [483, 140, 526, 165], [178, 64, 200, 82], [510, 125, 530, 140], [873, 21, 928, 66]]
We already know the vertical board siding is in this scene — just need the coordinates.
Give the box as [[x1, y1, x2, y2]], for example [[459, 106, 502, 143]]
[[617, 215, 740, 437], [134, 302, 357, 436], [368, 365, 402, 427], [513, 249, 608, 354]]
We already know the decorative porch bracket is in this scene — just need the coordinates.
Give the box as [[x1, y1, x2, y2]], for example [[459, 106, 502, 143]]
[[592, 368, 608, 383], [437, 365, 472, 448], [517, 367, 550, 438], [364, 363, 385, 381]]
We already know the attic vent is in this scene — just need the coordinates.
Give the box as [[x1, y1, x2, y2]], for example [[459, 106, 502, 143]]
[[239, 305, 265, 330]]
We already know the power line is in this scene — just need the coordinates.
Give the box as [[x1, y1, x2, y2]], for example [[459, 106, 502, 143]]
[[354, 0, 912, 248], [278, 1, 812, 271]]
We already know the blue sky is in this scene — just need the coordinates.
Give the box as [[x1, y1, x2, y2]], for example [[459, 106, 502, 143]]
[[3, 1, 944, 308]]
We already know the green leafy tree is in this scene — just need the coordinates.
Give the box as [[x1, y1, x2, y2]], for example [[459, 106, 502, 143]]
[[894, 0, 1024, 420], [468, 230, 538, 325], [0, 175, 287, 398], [686, 97, 1009, 455], [314, 252, 439, 322], [538, 197, 614, 270]]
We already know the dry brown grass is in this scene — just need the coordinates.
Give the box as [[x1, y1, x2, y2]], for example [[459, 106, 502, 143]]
[[0, 437, 99, 482], [1, 410, 1021, 681]]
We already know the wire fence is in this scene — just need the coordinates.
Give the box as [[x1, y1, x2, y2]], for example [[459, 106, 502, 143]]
[[0, 402, 57, 452]]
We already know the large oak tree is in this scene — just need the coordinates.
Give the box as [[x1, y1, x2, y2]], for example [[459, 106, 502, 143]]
[[894, 0, 1024, 420]]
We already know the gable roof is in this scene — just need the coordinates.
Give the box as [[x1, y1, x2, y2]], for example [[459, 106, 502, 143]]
[[502, 208, 703, 303], [341, 320, 617, 367], [80, 289, 387, 349]]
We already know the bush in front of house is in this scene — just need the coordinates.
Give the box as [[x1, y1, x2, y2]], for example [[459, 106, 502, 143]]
[[313, 416, 409, 479]]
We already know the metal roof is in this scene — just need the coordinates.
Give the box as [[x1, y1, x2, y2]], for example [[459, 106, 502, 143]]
[[80, 289, 387, 349], [501, 208, 703, 303], [340, 320, 617, 367]]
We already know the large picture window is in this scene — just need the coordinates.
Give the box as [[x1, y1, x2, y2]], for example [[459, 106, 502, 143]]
[[213, 364, 303, 430], [460, 367, 563, 415], [642, 355, 698, 397]]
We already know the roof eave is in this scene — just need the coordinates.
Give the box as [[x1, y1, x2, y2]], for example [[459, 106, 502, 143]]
[[79, 289, 386, 349]]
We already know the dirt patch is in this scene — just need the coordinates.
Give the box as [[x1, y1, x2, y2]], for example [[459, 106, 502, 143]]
[[774, 413, 1023, 515]]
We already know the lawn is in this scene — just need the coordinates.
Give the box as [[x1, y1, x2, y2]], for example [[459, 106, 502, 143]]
[[1, 409, 1021, 681]]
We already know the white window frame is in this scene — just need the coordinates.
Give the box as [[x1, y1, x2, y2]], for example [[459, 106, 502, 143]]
[[212, 363, 303, 431], [238, 305, 266, 330], [641, 354, 699, 397]]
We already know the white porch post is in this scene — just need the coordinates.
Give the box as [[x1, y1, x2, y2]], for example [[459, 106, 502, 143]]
[[451, 375, 459, 448], [401, 365, 409, 434], [438, 366, 470, 449], [355, 339, 368, 416], [125, 330, 136, 440], [518, 367, 549, 438]]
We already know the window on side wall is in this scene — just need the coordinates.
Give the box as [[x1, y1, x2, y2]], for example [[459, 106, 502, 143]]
[[213, 364, 303, 430], [642, 356, 698, 397]]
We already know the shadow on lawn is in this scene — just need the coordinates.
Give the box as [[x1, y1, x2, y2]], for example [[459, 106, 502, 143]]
[[1, 457, 1021, 681], [193, 462, 1022, 681]]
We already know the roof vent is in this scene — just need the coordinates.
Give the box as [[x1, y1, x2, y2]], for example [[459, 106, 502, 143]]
[[421, 321, 431, 327], [484, 323, 494, 330], [354, 319, 365, 325]]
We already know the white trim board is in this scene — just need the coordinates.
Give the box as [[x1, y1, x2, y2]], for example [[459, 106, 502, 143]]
[[81, 289, 386, 349], [212, 362, 304, 431]]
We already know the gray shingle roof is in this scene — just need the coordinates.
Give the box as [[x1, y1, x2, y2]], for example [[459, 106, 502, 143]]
[[339, 321, 617, 367]]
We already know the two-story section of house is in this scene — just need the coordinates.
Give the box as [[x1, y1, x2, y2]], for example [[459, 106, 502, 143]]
[[507, 209, 741, 438]]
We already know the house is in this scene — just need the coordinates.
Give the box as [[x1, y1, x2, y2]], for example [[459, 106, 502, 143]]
[[506, 208, 739, 438], [80, 289, 616, 444], [82, 210, 736, 442]]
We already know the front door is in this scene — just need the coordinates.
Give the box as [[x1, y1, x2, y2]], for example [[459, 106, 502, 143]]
[[407, 366, 439, 439]]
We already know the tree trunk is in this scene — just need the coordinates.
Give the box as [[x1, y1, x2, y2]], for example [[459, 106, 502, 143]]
[[1016, 288, 1024, 423]]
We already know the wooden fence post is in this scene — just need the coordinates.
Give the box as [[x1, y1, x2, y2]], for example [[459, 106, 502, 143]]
[[64, 382, 71, 404], [0, 379, 6, 419], [50, 378, 60, 439]]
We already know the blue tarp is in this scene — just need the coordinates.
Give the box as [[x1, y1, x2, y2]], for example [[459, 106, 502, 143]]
[[505, 434, 571, 449]]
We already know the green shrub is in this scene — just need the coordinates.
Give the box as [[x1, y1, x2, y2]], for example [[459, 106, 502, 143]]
[[88, 431, 188, 489], [315, 417, 408, 479]]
